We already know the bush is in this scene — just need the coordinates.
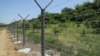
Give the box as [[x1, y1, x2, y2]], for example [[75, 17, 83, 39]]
[[27, 32, 40, 44]]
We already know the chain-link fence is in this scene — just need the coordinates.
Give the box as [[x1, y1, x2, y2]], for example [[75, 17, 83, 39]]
[[8, 20, 100, 56]]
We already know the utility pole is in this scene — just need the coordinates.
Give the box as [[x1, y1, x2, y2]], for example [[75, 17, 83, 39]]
[[18, 14, 30, 48], [34, 0, 53, 56]]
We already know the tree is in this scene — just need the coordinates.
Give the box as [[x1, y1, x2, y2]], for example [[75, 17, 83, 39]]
[[0, 23, 6, 27], [61, 7, 74, 22]]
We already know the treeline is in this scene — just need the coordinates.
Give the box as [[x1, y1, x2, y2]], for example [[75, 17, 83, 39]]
[[9, 0, 100, 30], [27, 0, 100, 33], [0, 23, 6, 27]]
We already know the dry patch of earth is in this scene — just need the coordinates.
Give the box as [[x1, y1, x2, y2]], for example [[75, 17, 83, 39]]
[[0, 29, 26, 56]]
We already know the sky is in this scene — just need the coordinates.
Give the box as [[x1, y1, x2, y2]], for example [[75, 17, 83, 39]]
[[0, 0, 94, 24]]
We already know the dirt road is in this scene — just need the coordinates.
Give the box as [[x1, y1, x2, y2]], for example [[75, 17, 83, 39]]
[[0, 29, 26, 56]]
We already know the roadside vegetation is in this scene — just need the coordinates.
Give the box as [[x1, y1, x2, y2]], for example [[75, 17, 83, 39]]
[[0, 23, 7, 30]]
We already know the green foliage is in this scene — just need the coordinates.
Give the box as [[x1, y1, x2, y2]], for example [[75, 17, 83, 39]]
[[11, 0, 100, 56], [53, 27, 61, 35], [61, 7, 75, 22], [27, 31, 41, 44], [0, 23, 6, 27]]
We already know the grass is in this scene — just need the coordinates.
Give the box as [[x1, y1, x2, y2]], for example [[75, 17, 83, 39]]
[[20, 22, 100, 56], [0, 27, 6, 31]]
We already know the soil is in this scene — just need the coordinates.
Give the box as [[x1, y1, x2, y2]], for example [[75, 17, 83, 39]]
[[0, 29, 60, 56], [0, 29, 27, 56]]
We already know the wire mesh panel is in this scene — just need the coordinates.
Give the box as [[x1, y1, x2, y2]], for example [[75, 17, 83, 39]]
[[44, 21, 100, 56], [8, 18, 100, 56]]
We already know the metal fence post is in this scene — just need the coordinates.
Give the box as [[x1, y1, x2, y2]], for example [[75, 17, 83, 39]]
[[13, 20, 16, 38], [18, 14, 30, 48], [23, 19, 26, 48], [16, 22, 19, 41], [34, 0, 53, 56]]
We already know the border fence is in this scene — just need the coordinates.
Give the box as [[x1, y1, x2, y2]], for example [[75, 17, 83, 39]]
[[7, 20, 100, 56], [7, 0, 100, 56]]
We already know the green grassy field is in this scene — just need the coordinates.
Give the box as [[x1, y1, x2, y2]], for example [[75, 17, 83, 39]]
[[25, 22, 100, 56]]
